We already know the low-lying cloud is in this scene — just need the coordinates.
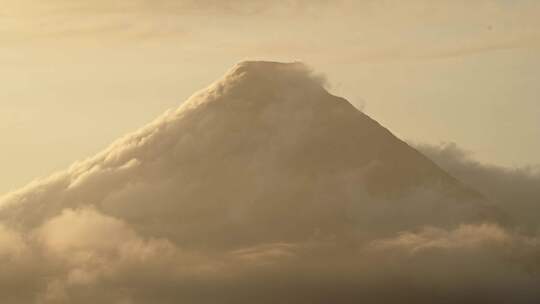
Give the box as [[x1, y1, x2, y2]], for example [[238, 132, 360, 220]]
[[416, 142, 540, 232], [2, 209, 540, 303]]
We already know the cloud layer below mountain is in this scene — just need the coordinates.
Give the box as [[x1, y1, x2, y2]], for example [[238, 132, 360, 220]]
[[416, 142, 540, 232]]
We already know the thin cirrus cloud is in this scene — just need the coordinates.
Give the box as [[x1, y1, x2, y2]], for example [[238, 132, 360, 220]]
[[4, 0, 540, 59]]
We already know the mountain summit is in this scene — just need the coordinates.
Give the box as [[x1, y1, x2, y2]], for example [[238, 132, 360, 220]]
[[1, 61, 497, 247]]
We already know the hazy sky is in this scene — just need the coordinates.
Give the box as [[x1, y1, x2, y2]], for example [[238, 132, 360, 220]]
[[2, 0, 539, 194]]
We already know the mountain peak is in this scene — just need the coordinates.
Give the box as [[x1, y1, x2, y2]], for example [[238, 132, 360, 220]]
[[228, 60, 326, 87], [182, 60, 329, 111], [228, 61, 314, 79]]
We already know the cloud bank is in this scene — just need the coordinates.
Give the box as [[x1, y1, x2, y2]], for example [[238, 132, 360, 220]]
[[416, 142, 540, 232], [1, 62, 539, 303]]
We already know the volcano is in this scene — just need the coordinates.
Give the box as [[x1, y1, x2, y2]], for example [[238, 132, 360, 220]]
[[0, 61, 500, 248]]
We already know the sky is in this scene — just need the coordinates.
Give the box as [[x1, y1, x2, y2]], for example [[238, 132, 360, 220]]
[[1, 0, 540, 194]]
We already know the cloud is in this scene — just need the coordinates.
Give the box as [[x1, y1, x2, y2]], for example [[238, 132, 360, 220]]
[[0, 62, 539, 303], [0, 225, 26, 258], [1, 209, 540, 303], [415, 142, 540, 232], [26, 0, 334, 15], [7, 0, 540, 53]]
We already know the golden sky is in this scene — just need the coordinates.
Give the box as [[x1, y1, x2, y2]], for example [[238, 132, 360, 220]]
[[1, 0, 539, 193]]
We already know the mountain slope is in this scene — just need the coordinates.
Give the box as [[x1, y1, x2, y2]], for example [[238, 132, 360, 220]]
[[0, 61, 498, 248]]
